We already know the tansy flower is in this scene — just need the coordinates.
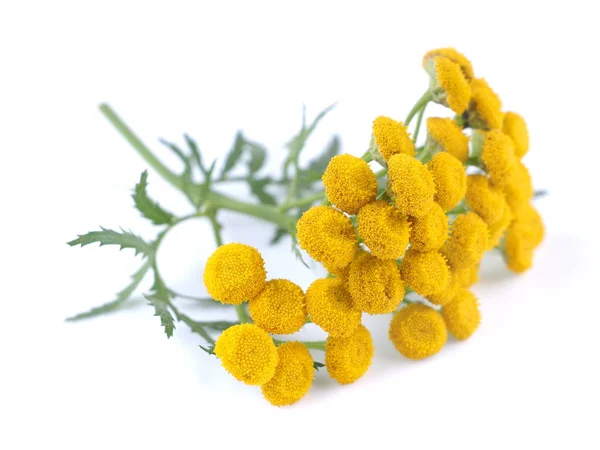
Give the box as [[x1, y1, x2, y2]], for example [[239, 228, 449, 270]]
[[465, 174, 509, 225], [214, 324, 278, 385], [261, 342, 314, 407], [306, 278, 361, 337], [467, 78, 504, 130], [425, 56, 471, 114], [357, 200, 411, 260], [503, 159, 533, 215], [487, 203, 513, 250], [481, 129, 517, 187], [370, 116, 415, 163], [348, 252, 405, 314], [423, 47, 475, 81], [389, 303, 448, 360], [326, 324, 374, 385], [427, 271, 460, 306], [249, 279, 307, 335], [388, 153, 436, 218], [426, 152, 467, 211], [446, 212, 489, 269], [425, 117, 470, 163], [504, 226, 534, 273], [204, 243, 267, 305], [503, 112, 529, 158], [297, 206, 358, 271], [454, 263, 479, 288], [408, 202, 449, 252], [442, 289, 481, 340], [322, 154, 377, 215], [400, 249, 450, 297], [510, 203, 545, 249]]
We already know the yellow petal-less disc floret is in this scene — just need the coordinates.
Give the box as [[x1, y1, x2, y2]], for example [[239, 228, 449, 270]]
[[400, 249, 450, 297], [204, 243, 267, 305], [388, 153, 436, 218], [467, 78, 504, 130], [348, 252, 405, 314], [504, 202, 544, 272], [503, 112, 529, 158], [261, 342, 314, 407], [426, 152, 467, 211], [426, 56, 472, 114], [423, 47, 475, 81], [370, 116, 415, 162], [389, 303, 448, 360], [455, 263, 479, 288], [446, 212, 489, 269], [426, 117, 470, 163], [322, 154, 377, 215], [326, 324, 374, 385], [427, 271, 461, 306], [408, 202, 449, 252], [357, 200, 411, 260], [487, 203, 513, 250], [249, 279, 307, 335], [481, 129, 517, 188], [503, 159, 534, 215], [465, 174, 509, 225], [442, 288, 481, 340], [296, 206, 358, 271], [214, 324, 279, 385], [305, 278, 361, 337]]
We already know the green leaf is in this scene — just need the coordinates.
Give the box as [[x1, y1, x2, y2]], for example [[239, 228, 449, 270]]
[[184, 134, 205, 173], [68, 227, 153, 256], [247, 141, 267, 174], [199, 344, 216, 355], [132, 171, 176, 225], [307, 135, 340, 175], [220, 131, 245, 178], [286, 103, 337, 165], [269, 227, 288, 245], [66, 259, 151, 321], [159, 138, 193, 180], [199, 320, 239, 331], [313, 361, 325, 371], [248, 177, 277, 205], [145, 271, 175, 338]]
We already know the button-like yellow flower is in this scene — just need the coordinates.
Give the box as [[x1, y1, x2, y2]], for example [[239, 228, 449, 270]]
[[400, 248, 450, 296], [503, 159, 533, 215], [446, 212, 489, 269], [387, 153, 435, 218], [503, 112, 529, 158], [261, 342, 314, 407], [504, 203, 544, 272], [357, 200, 411, 260], [389, 303, 447, 360], [481, 129, 517, 188], [454, 263, 479, 288], [204, 243, 267, 305], [297, 206, 358, 271], [408, 202, 449, 252], [425, 56, 471, 114], [249, 279, 307, 335], [322, 154, 377, 215], [465, 174, 509, 225], [326, 324, 374, 384], [370, 116, 415, 163], [442, 288, 481, 340], [425, 117, 470, 163], [306, 278, 361, 337], [427, 271, 460, 306], [423, 47, 475, 81], [487, 203, 513, 250], [348, 252, 405, 314], [467, 78, 504, 130], [214, 324, 279, 385], [427, 152, 467, 211]]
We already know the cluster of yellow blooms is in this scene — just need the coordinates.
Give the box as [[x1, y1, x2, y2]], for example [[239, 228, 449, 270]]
[[202, 47, 543, 406]]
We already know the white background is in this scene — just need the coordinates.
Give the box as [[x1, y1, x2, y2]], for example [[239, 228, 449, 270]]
[[1, 1, 599, 449]]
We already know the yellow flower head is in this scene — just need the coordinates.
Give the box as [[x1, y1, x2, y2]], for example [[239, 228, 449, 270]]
[[357, 200, 410, 260], [326, 324, 374, 385], [425, 56, 471, 114], [322, 154, 377, 215], [214, 324, 278, 385], [454, 263, 479, 287], [261, 342, 314, 407], [400, 249, 450, 297], [509, 203, 545, 250], [487, 202, 513, 250], [370, 116, 415, 163], [503, 159, 533, 215], [426, 152, 467, 211], [446, 212, 489, 269], [423, 47, 475, 81], [408, 202, 449, 252], [504, 226, 534, 273], [348, 252, 405, 314], [481, 129, 517, 188], [306, 278, 361, 337], [503, 112, 529, 158], [427, 271, 461, 306], [467, 78, 504, 130], [426, 117, 470, 163], [388, 153, 436, 218], [465, 174, 509, 225], [442, 288, 481, 340], [297, 206, 357, 271], [204, 243, 267, 305], [249, 279, 307, 335], [389, 303, 447, 360]]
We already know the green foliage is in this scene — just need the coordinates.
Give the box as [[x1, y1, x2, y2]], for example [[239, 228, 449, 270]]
[[145, 270, 176, 338], [313, 361, 325, 371], [249, 177, 277, 205], [132, 171, 176, 225], [221, 132, 246, 178], [67, 227, 152, 256]]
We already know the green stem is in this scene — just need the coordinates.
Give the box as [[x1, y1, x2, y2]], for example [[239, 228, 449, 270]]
[[235, 304, 252, 323], [361, 151, 374, 163], [280, 191, 325, 212], [405, 91, 432, 126], [412, 101, 428, 143], [274, 339, 326, 351]]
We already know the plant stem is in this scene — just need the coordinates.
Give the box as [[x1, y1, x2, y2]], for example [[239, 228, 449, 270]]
[[235, 304, 252, 323], [280, 191, 325, 212], [412, 101, 428, 143], [405, 91, 432, 126], [273, 339, 326, 351]]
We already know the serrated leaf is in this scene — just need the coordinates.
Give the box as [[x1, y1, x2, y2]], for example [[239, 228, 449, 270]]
[[249, 177, 277, 205], [184, 134, 205, 173], [199, 344, 216, 355], [145, 271, 175, 338], [220, 131, 245, 178], [307, 135, 340, 175], [159, 138, 192, 179], [269, 227, 288, 245], [68, 227, 153, 256], [247, 141, 267, 174], [286, 103, 337, 162], [132, 171, 176, 225]]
